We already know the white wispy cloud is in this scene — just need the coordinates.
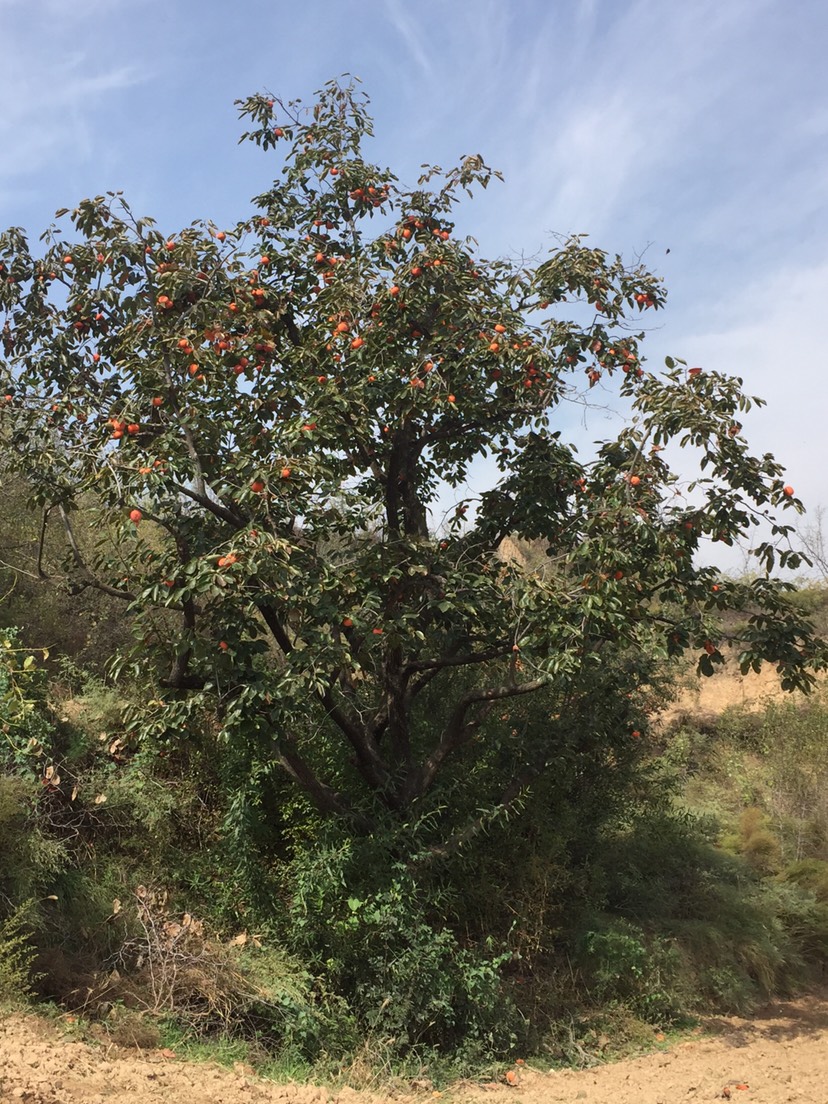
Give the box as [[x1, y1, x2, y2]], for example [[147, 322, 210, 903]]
[[674, 259, 828, 462], [0, 0, 146, 16], [490, 2, 748, 240], [656, 256, 828, 577], [382, 0, 436, 80], [0, 35, 144, 192]]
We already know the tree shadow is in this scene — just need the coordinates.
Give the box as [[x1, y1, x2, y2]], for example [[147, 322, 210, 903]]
[[703, 988, 828, 1045]]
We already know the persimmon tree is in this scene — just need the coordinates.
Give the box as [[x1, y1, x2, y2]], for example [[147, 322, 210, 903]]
[[0, 79, 823, 839]]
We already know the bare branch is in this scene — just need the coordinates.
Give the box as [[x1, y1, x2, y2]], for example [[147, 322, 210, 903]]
[[36, 506, 53, 578], [171, 482, 247, 528], [257, 599, 395, 796], [0, 558, 41, 582], [57, 506, 137, 601], [272, 729, 372, 831], [402, 645, 512, 677], [321, 685, 394, 795], [257, 599, 295, 654], [162, 535, 201, 688]]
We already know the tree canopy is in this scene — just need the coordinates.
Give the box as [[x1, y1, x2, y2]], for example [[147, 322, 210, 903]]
[[1, 78, 823, 840]]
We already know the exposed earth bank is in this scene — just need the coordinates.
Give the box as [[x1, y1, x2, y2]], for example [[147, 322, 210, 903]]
[[2, 992, 828, 1104]]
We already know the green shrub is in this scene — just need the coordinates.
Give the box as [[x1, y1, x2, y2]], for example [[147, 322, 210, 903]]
[[0, 902, 37, 1004], [0, 774, 65, 917], [283, 830, 519, 1061], [785, 858, 828, 901], [579, 920, 685, 1022], [586, 810, 826, 1015]]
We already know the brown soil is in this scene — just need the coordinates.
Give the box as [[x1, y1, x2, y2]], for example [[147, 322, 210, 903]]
[[659, 659, 801, 728], [3, 993, 828, 1104]]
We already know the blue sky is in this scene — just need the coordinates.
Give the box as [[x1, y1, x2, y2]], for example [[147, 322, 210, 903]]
[[2, 0, 827, 570]]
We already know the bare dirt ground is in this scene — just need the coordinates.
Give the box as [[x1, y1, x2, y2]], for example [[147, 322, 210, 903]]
[[659, 656, 804, 728], [2, 992, 828, 1104]]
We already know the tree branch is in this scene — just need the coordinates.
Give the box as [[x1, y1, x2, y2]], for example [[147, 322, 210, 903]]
[[257, 598, 395, 797], [403, 676, 549, 803], [36, 506, 53, 579], [321, 685, 394, 795], [386, 421, 428, 538], [171, 482, 247, 528], [413, 754, 549, 867], [58, 506, 137, 601], [273, 734, 371, 831], [0, 558, 41, 582], [161, 534, 201, 688], [257, 599, 295, 654], [402, 645, 512, 677]]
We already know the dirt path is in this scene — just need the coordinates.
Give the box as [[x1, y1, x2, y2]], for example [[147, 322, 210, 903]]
[[2, 993, 828, 1104]]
